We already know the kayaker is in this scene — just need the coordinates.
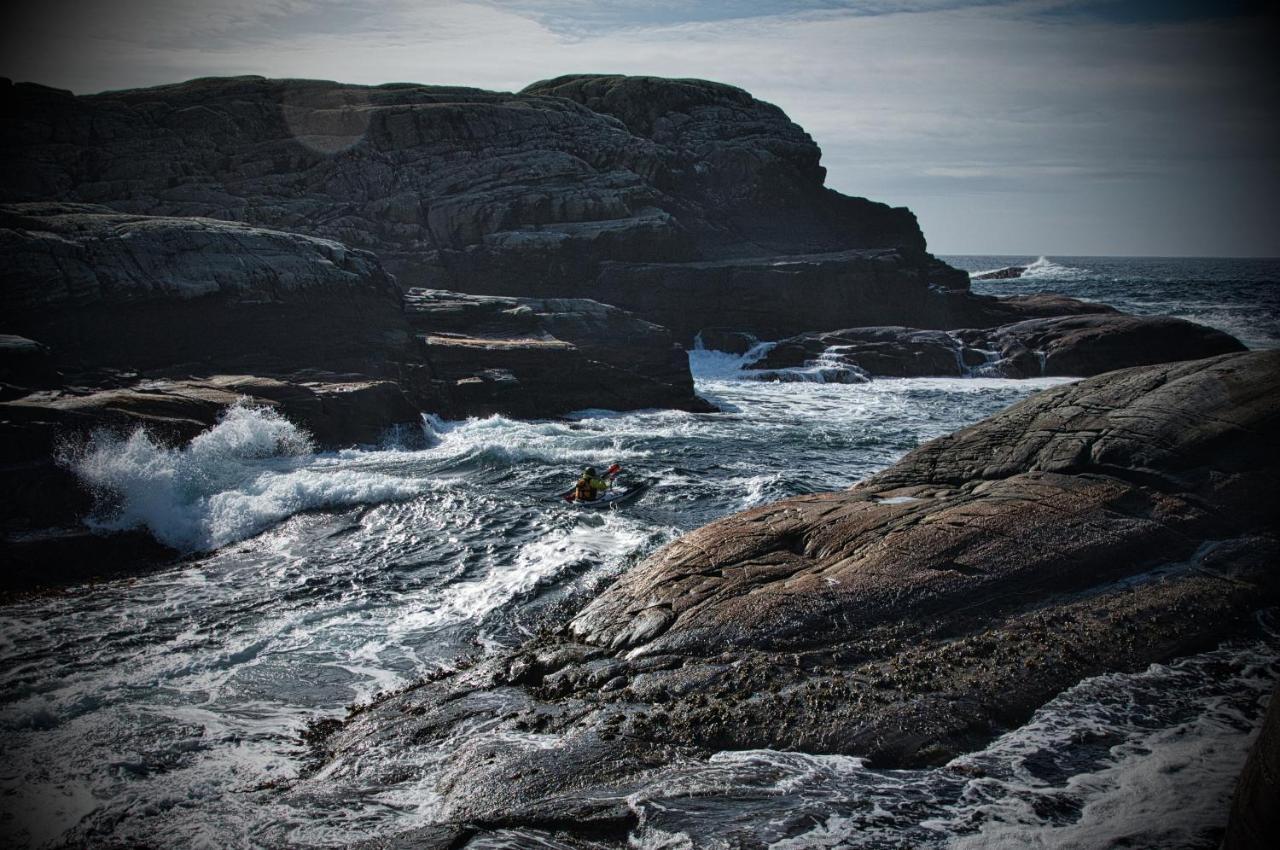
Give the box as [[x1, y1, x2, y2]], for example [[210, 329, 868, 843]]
[[573, 466, 613, 502]]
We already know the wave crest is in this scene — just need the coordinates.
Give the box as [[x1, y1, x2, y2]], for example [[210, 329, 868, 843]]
[[70, 403, 422, 552]]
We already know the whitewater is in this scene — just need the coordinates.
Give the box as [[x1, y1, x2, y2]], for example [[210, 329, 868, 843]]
[[0, 257, 1276, 848]]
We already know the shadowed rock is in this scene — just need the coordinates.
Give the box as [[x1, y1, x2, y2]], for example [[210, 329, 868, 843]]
[[745, 314, 1245, 380], [1, 202, 410, 376], [959, 313, 1247, 377], [971, 265, 1026, 280], [1, 75, 1099, 338], [1221, 686, 1280, 850], [309, 351, 1279, 844], [404, 288, 711, 418]]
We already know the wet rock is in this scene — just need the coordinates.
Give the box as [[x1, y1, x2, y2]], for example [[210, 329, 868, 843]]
[[748, 313, 1245, 380], [971, 265, 1026, 280], [1221, 685, 1280, 850], [314, 352, 1280, 843], [749, 326, 968, 378], [405, 289, 711, 417], [968, 313, 1246, 377], [0, 334, 60, 399], [695, 327, 759, 355]]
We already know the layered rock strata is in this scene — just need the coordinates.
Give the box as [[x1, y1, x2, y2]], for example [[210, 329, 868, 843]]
[[2, 75, 1091, 339], [311, 351, 1280, 846]]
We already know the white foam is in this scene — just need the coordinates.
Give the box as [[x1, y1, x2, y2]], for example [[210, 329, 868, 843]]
[[70, 403, 426, 551], [687, 341, 776, 381], [387, 515, 653, 637], [1019, 255, 1091, 281]]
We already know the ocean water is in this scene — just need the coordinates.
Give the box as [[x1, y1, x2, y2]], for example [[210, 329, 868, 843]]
[[0, 257, 1276, 848], [945, 254, 1280, 350]]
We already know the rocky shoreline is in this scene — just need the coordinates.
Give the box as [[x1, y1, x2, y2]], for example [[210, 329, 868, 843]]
[[1, 72, 1275, 844], [307, 351, 1280, 847]]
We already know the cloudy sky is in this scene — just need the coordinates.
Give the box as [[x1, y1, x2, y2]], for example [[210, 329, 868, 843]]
[[3, 0, 1277, 256]]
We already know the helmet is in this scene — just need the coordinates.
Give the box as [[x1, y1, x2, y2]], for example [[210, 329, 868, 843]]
[[584, 466, 597, 476]]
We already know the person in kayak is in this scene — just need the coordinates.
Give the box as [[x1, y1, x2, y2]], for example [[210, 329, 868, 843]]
[[573, 466, 613, 502]]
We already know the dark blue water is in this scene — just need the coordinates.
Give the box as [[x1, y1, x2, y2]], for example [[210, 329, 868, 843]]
[[0, 258, 1276, 848], [942, 254, 1280, 350]]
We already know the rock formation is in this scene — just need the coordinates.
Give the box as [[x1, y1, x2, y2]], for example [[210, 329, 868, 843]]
[[0, 203, 706, 420], [309, 351, 1280, 846], [1, 75, 1095, 339], [0, 203, 707, 589], [971, 265, 1026, 280], [1221, 686, 1280, 850], [744, 314, 1246, 381]]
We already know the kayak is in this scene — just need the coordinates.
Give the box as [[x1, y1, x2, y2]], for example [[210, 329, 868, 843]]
[[558, 477, 657, 509]]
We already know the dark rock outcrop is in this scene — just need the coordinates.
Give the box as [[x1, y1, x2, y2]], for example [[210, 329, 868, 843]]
[[404, 289, 710, 418], [0, 334, 60, 399], [310, 351, 1280, 842], [1222, 686, 1280, 850], [971, 265, 1026, 280], [744, 314, 1245, 380], [696, 327, 760, 356], [959, 313, 1247, 378], [0, 203, 707, 418], [1, 75, 1091, 339], [2, 202, 410, 376]]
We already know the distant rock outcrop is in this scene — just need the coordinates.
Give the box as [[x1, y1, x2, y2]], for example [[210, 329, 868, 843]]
[[971, 265, 1026, 280], [309, 352, 1280, 843], [743, 314, 1246, 380], [1, 75, 1086, 339]]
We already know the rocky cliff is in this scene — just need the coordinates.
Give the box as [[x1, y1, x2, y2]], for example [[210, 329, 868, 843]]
[[309, 351, 1280, 846], [1, 74, 1085, 340]]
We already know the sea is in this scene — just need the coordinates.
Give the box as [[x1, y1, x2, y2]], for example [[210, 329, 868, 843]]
[[0, 256, 1276, 848]]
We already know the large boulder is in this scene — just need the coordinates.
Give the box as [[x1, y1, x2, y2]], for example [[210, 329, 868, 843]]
[[1, 75, 1081, 338], [404, 289, 710, 417], [310, 352, 1280, 842]]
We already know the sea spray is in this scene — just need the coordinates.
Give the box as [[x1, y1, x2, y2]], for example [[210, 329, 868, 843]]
[[70, 403, 424, 552]]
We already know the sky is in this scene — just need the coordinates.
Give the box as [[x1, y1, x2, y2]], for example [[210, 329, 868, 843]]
[[2, 0, 1277, 256]]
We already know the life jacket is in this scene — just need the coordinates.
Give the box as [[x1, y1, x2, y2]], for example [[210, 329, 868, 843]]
[[574, 478, 597, 501]]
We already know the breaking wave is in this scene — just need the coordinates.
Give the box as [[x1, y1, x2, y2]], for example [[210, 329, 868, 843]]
[[70, 403, 425, 552], [1014, 256, 1090, 281]]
